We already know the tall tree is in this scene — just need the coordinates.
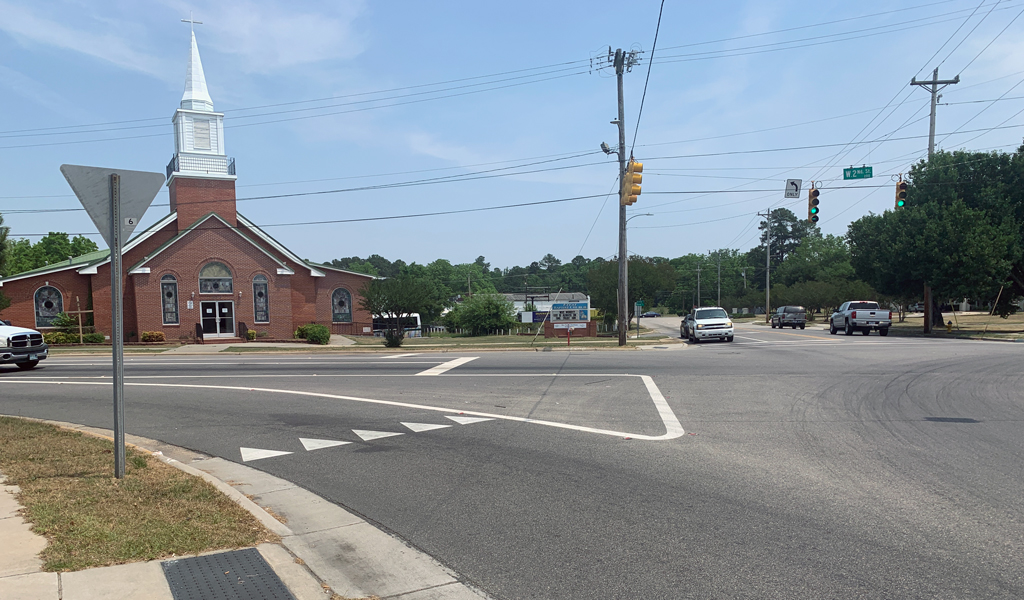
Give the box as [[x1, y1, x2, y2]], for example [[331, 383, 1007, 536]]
[[2, 233, 99, 277], [587, 256, 676, 321]]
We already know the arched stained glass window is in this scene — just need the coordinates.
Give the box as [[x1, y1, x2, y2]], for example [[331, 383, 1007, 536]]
[[199, 262, 232, 294], [332, 288, 352, 323], [253, 275, 269, 323], [34, 286, 63, 328], [161, 274, 179, 325]]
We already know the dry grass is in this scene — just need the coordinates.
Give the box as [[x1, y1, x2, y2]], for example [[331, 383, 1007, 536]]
[[0, 417, 275, 571]]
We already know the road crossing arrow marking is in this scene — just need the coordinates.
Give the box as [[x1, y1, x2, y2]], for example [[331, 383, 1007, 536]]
[[446, 416, 495, 425], [353, 429, 405, 442], [401, 422, 452, 432], [299, 438, 352, 451], [240, 447, 293, 462]]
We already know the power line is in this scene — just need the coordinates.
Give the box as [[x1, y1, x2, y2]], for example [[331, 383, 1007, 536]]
[[630, 0, 665, 152]]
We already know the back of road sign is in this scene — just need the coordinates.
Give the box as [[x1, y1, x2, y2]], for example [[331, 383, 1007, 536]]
[[60, 164, 165, 249]]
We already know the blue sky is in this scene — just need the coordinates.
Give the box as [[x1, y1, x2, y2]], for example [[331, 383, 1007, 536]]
[[2, 0, 1023, 268]]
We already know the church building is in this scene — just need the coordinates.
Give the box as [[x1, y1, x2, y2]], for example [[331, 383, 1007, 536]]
[[0, 31, 375, 341]]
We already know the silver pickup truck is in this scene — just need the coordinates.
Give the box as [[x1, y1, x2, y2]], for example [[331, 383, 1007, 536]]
[[0, 323, 49, 369], [829, 301, 891, 336]]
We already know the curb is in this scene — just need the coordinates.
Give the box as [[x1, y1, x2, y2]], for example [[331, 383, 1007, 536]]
[[3, 417, 491, 600]]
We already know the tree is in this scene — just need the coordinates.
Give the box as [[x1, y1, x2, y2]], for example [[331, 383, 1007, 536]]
[[587, 256, 676, 321], [746, 208, 818, 287], [774, 234, 855, 286], [1, 233, 99, 277], [442, 293, 517, 335], [358, 275, 442, 347], [0, 212, 8, 276]]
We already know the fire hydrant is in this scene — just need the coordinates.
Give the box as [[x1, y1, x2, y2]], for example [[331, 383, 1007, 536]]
[[946, 320, 953, 333]]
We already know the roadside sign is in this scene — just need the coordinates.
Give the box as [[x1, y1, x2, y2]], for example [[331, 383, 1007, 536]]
[[551, 302, 590, 322], [784, 179, 802, 198], [553, 323, 588, 329], [843, 166, 873, 180], [636, 300, 645, 307], [60, 165, 165, 249]]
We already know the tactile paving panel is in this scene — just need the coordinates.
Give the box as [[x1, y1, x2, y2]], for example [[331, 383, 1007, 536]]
[[162, 548, 296, 600]]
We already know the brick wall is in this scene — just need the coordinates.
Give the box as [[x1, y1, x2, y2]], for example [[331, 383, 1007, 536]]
[[169, 177, 237, 230], [131, 221, 295, 340], [316, 270, 374, 335], [0, 270, 94, 331]]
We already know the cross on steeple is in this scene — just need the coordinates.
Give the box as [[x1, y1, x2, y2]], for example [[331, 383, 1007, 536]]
[[181, 12, 202, 33]]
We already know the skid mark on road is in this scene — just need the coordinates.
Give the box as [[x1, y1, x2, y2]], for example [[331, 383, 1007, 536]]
[[0, 374, 685, 441]]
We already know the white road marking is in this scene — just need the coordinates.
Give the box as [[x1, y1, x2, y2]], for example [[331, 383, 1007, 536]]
[[401, 422, 452, 432], [0, 374, 686, 441], [382, 353, 418, 359], [240, 447, 292, 462], [415, 356, 478, 376], [446, 416, 494, 425], [734, 335, 770, 343], [299, 438, 351, 451], [353, 429, 404, 441]]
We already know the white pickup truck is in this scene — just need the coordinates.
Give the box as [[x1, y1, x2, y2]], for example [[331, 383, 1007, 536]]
[[829, 301, 892, 337], [0, 322, 49, 369]]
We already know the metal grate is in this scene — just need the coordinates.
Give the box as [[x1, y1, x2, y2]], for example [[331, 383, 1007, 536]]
[[162, 548, 296, 600]]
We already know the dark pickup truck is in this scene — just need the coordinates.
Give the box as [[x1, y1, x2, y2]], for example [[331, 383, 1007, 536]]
[[770, 305, 806, 329]]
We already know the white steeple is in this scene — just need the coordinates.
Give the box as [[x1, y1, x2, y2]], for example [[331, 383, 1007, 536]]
[[181, 30, 214, 111], [168, 20, 234, 186]]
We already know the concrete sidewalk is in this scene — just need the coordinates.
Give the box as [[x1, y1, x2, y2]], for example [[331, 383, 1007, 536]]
[[0, 423, 489, 600]]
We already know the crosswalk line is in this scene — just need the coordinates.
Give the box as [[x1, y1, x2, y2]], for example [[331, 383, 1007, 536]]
[[240, 447, 293, 462], [445, 416, 495, 425], [401, 422, 452, 432], [352, 429, 404, 442], [415, 356, 478, 376], [299, 438, 352, 451]]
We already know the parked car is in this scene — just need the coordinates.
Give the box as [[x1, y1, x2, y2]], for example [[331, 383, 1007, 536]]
[[771, 306, 806, 329], [0, 323, 49, 369], [687, 307, 734, 343], [640, 311, 661, 318], [680, 313, 694, 338], [908, 302, 925, 312], [829, 301, 892, 336]]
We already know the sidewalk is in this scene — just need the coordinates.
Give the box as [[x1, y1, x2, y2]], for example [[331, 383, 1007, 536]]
[[0, 422, 488, 600]]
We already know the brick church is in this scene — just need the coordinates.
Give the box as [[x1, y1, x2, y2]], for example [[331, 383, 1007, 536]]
[[0, 31, 375, 341]]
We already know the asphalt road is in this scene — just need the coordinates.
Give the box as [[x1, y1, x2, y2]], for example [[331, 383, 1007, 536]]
[[2, 326, 1024, 599]]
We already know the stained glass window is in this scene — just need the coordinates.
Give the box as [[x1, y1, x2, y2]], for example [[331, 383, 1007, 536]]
[[253, 275, 269, 323], [161, 274, 179, 325], [332, 288, 352, 323], [34, 286, 63, 328], [199, 262, 232, 294]]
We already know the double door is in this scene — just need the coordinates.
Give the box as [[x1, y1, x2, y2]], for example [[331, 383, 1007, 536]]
[[201, 301, 234, 337]]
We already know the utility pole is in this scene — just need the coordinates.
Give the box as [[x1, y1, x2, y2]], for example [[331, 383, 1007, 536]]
[[614, 48, 629, 346], [696, 265, 701, 310], [716, 251, 721, 307], [758, 210, 772, 322], [742, 267, 747, 290], [911, 67, 959, 333]]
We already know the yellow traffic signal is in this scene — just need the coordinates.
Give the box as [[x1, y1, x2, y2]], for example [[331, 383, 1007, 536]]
[[895, 181, 908, 208], [621, 160, 643, 205], [807, 187, 820, 223]]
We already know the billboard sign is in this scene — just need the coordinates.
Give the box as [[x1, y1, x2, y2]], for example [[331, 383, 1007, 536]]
[[551, 302, 590, 322]]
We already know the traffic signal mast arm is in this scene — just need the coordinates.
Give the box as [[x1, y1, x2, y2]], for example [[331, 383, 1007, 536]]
[[621, 159, 643, 205]]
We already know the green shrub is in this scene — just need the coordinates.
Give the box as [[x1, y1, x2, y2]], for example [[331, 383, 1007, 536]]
[[301, 325, 329, 344], [384, 330, 404, 347], [247, 329, 257, 341], [51, 312, 79, 335], [294, 324, 313, 339], [43, 332, 79, 345], [82, 333, 105, 344], [140, 331, 166, 342]]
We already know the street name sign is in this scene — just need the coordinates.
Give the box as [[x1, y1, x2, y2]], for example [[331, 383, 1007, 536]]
[[843, 166, 873, 180], [551, 302, 590, 322], [784, 179, 802, 198], [60, 165, 165, 248]]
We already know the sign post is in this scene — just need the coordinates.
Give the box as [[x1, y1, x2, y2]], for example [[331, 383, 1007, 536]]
[[60, 165, 164, 478]]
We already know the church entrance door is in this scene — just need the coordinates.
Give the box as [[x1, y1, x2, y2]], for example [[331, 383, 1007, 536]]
[[201, 301, 235, 337]]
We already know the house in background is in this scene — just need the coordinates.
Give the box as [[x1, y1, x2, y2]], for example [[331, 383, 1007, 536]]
[[0, 30, 374, 341]]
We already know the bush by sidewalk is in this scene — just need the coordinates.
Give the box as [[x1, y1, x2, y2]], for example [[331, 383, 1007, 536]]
[[0, 417, 275, 571]]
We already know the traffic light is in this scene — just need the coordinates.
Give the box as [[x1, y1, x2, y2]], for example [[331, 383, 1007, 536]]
[[807, 186, 820, 223], [895, 180, 908, 208], [621, 160, 643, 205]]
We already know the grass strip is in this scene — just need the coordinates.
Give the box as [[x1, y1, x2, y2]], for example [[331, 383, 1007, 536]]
[[0, 417, 274, 571]]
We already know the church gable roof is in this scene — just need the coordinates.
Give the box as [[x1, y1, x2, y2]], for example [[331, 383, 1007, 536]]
[[127, 212, 291, 274]]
